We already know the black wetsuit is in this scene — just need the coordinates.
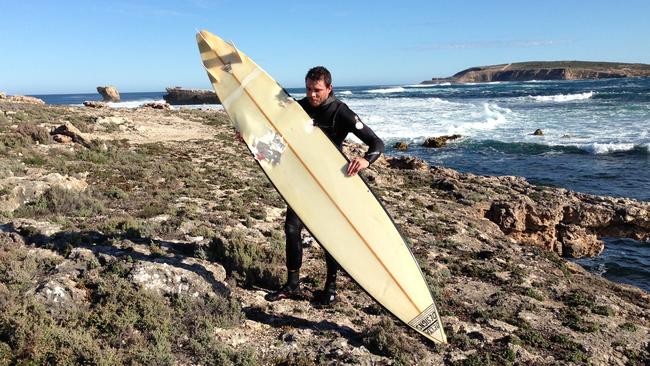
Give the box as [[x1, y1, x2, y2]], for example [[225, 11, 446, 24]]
[[285, 95, 384, 287]]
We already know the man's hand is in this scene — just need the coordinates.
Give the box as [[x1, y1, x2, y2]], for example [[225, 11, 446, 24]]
[[234, 130, 245, 143], [347, 157, 369, 176]]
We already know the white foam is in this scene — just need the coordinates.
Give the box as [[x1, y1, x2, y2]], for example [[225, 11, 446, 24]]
[[581, 142, 636, 154], [107, 99, 166, 108], [340, 90, 353, 95], [365, 87, 406, 94], [531, 91, 594, 102], [404, 83, 451, 88]]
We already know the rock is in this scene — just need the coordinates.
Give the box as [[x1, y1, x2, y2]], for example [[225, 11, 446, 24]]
[[163, 87, 220, 105], [556, 224, 604, 257], [142, 102, 171, 110], [129, 260, 228, 297], [52, 134, 73, 143], [97, 86, 120, 102], [4, 95, 45, 105], [422, 134, 461, 148], [386, 156, 429, 171], [532, 129, 544, 136], [51, 121, 93, 147], [394, 141, 409, 151], [0, 172, 89, 213], [0, 92, 6, 99], [83, 100, 107, 108]]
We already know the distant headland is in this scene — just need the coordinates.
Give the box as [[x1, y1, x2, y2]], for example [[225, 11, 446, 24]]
[[422, 61, 650, 84]]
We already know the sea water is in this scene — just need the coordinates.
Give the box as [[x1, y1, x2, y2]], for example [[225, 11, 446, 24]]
[[34, 77, 650, 292]]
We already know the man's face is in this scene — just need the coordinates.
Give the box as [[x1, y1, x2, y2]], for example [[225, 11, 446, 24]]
[[306, 78, 332, 107]]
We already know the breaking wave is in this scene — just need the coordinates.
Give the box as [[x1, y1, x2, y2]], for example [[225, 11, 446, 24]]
[[531, 91, 594, 102], [365, 87, 406, 94]]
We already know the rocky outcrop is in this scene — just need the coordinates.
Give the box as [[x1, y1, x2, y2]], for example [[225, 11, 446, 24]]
[[83, 101, 107, 108], [51, 122, 94, 148], [142, 102, 171, 110], [97, 86, 120, 102], [163, 87, 220, 105], [0, 94, 46, 105], [0, 170, 89, 213], [423, 61, 650, 83], [425, 168, 650, 258], [422, 134, 462, 148]]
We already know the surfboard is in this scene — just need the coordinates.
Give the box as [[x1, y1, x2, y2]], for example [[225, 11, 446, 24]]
[[196, 30, 446, 344]]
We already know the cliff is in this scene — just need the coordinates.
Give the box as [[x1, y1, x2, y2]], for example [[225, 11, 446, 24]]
[[423, 61, 650, 84], [0, 100, 648, 364]]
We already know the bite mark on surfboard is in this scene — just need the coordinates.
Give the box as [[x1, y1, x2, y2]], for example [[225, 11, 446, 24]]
[[251, 132, 287, 166]]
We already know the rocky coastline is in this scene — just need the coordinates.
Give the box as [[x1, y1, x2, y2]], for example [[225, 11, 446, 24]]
[[422, 61, 650, 84], [0, 98, 648, 364]]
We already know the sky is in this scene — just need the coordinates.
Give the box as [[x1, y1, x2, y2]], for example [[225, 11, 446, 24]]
[[1, 0, 649, 95]]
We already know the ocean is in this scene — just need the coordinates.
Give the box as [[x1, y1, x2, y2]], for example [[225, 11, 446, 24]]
[[33, 77, 650, 292]]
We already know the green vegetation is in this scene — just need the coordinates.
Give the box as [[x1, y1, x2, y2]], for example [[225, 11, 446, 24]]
[[209, 230, 284, 289], [0, 238, 253, 365], [362, 317, 428, 365]]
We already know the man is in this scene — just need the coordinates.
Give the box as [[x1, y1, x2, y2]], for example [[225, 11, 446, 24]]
[[265, 66, 385, 306]]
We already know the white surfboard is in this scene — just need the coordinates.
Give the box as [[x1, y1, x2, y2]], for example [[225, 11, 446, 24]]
[[196, 30, 446, 344]]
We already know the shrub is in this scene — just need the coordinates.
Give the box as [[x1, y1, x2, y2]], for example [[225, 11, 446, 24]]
[[362, 317, 427, 365], [15, 123, 50, 144], [209, 230, 284, 289], [13, 186, 104, 218]]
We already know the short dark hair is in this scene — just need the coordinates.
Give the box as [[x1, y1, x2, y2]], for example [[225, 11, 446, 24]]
[[305, 66, 332, 87]]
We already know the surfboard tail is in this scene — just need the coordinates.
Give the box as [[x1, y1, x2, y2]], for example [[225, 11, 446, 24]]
[[408, 303, 447, 343]]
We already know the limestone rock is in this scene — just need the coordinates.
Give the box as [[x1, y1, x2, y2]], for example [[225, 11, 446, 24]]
[[0, 91, 6, 99], [557, 224, 604, 257], [130, 260, 228, 297], [0, 172, 89, 213], [422, 134, 461, 148], [97, 86, 120, 102], [386, 156, 429, 171], [52, 134, 73, 143], [51, 121, 93, 147], [142, 102, 171, 110], [4, 95, 45, 105], [394, 141, 409, 151], [163, 87, 219, 105], [83, 100, 107, 108]]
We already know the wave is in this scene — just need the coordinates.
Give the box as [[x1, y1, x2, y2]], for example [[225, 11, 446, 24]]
[[107, 99, 167, 108], [463, 140, 649, 157], [340, 90, 353, 95], [365, 87, 406, 94], [404, 83, 451, 88], [531, 91, 594, 102], [579, 142, 649, 155]]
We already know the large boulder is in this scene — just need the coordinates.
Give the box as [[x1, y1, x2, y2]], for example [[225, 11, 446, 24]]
[[51, 122, 93, 147], [97, 86, 120, 102], [163, 87, 220, 105]]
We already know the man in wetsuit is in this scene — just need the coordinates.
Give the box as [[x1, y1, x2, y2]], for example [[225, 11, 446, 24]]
[[265, 66, 385, 306]]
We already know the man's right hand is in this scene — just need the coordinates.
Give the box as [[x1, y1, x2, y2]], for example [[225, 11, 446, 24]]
[[235, 130, 245, 143]]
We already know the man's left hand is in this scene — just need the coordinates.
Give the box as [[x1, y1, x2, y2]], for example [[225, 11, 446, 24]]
[[347, 157, 369, 176]]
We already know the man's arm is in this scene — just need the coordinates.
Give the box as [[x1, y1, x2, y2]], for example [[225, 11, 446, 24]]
[[338, 104, 385, 176]]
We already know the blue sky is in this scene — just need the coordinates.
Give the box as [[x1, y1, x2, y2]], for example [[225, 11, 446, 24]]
[[2, 0, 649, 95]]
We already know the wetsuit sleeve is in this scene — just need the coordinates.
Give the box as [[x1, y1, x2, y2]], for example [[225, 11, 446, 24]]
[[337, 103, 385, 164]]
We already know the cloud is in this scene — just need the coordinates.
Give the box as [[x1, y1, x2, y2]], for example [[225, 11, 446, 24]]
[[411, 39, 571, 51]]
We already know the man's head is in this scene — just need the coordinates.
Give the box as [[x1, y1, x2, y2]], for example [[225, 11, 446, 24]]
[[305, 66, 333, 107]]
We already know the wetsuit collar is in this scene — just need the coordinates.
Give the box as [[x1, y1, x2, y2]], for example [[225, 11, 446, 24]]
[[315, 95, 337, 109]]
